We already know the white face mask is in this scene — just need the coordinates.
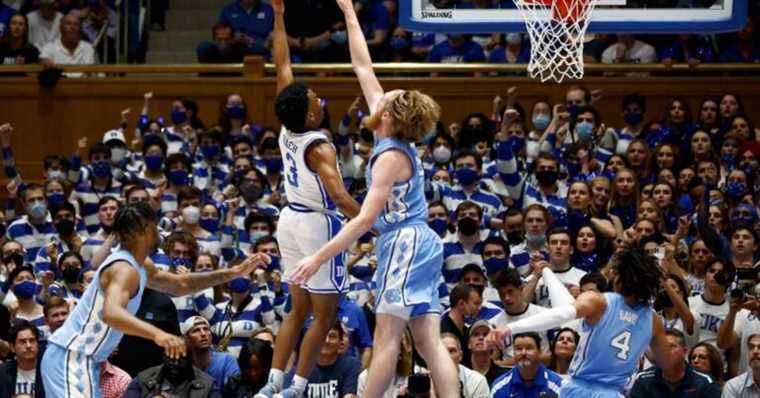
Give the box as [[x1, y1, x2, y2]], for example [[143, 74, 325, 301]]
[[111, 147, 128, 163], [181, 206, 200, 224], [47, 169, 65, 181], [432, 146, 452, 164]]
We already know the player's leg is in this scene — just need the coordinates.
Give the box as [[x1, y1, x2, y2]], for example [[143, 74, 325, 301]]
[[362, 313, 407, 397], [256, 284, 311, 396], [409, 313, 460, 398], [286, 292, 340, 394]]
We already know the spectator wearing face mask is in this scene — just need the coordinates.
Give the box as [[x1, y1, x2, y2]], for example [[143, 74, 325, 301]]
[[193, 129, 231, 198], [221, 207, 276, 263], [124, 352, 220, 398], [175, 187, 221, 257], [103, 129, 133, 182], [69, 142, 123, 234], [6, 183, 56, 263], [162, 231, 215, 323], [201, 261, 275, 358], [509, 205, 551, 276], [7, 265, 44, 327]]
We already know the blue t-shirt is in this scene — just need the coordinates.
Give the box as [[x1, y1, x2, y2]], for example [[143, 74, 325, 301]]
[[0, 4, 14, 38], [203, 351, 241, 392], [491, 364, 564, 398], [428, 40, 486, 63], [219, 1, 274, 40], [285, 355, 361, 398]]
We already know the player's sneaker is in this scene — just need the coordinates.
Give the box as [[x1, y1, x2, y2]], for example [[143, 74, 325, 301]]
[[274, 387, 303, 398], [254, 384, 279, 398]]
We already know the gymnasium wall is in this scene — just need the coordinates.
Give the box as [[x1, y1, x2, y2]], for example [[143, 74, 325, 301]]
[[1, 74, 758, 181]]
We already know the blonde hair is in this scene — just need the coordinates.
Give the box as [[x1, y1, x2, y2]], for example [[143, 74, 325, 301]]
[[387, 90, 441, 142]]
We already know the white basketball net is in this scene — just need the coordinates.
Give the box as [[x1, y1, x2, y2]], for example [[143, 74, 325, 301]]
[[513, 0, 597, 82]]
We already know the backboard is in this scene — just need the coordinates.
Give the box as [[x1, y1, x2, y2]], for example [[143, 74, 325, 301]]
[[399, 0, 748, 33]]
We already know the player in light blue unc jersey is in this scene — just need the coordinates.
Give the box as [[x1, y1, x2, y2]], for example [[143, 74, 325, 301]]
[[487, 247, 675, 398], [288, 1, 460, 397], [254, 2, 363, 397], [41, 202, 268, 398]]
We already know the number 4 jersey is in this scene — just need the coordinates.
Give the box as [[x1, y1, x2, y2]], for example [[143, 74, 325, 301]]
[[568, 292, 654, 391], [279, 127, 339, 212]]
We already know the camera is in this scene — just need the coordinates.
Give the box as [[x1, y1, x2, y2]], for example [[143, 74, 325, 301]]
[[736, 267, 758, 281], [656, 289, 673, 308]]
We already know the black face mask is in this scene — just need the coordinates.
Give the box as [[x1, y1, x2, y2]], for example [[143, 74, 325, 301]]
[[161, 354, 194, 385], [457, 217, 479, 236], [55, 219, 75, 237], [535, 170, 559, 186], [239, 181, 263, 203], [506, 230, 524, 245], [4, 252, 24, 268], [62, 267, 81, 284]]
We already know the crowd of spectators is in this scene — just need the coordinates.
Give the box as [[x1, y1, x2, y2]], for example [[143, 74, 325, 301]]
[[196, 0, 760, 67], [0, 82, 755, 397]]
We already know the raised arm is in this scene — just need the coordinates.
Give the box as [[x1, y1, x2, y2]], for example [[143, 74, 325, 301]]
[[271, 0, 294, 94], [101, 262, 186, 358], [291, 150, 406, 283], [307, 142, 361, 219], [336, 0, 383, 112], [146, 253, 269, 296]]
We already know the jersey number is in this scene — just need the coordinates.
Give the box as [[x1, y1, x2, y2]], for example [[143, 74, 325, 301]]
[[610, 331, 632, 360], [285, 153, 298, 187]]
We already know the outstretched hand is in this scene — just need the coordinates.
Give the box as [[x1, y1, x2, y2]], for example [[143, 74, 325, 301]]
[[291, 254, 322, 285], [486, 325, 512, 351], [231, 253, 271, 277]]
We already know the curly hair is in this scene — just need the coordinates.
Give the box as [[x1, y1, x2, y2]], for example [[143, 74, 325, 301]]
[[113, 202, 154, 244], [612, 245, 663, 303], [275, 82, 310, 133], [163, 231, 199, 264], [387, 90, 441, 142]]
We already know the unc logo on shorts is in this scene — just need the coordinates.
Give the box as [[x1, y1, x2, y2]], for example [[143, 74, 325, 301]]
[[384, 289, 402, 304]]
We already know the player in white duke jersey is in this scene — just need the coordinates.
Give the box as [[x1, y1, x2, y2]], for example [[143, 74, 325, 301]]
[[40, 202, 269, 398], [254, 1, 363, 397], [289, 0, 460, 396], [487, 246, 676, 398]]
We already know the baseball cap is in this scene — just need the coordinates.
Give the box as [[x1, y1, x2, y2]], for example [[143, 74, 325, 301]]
[[180, 316, 210, 335], [103, 129, 126, 145], [470, 320, 492, 334]]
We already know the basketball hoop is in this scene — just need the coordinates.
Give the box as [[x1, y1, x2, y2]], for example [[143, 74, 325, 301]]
[[514, 0, 597, 82]]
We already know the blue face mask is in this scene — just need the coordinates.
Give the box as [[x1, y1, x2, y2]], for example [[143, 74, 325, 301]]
[[331, 30, 348, 44], [724, 181, 747, 200], [168, 170, 190, 186], [525, 233, 546, 247], [428, 218, 448, 236], [483, 257, 508, 275], [171, 109, 187, 125], [26, 201, 47, 219], [575, 121, 595, 141], [199, 218, 219, 233], [566, 161, 581, 177], [228, 277, 251, 293], [390, 36, 409, 51], [623, 111, 643, 126], [455, 167, 479, 186], [510, 136, 526, 154], [12, 281, 39, 300], [138, 115, 150, 132], [47, 192, 65, 206], [532, 114, 551, 131], [145, 155, 164, 171], [227, 105, 245, 120], [170, 257, 192, 269], [249, 230, 268, 244], [263, 158, 283, 174], [200, 145, 219, 160], [567, 105, 580, 119], [92, 161, 111, 178]]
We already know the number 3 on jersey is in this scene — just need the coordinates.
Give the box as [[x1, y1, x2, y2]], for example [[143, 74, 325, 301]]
[[610, 330, 632, 360], [285, 153, 298, 187]]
